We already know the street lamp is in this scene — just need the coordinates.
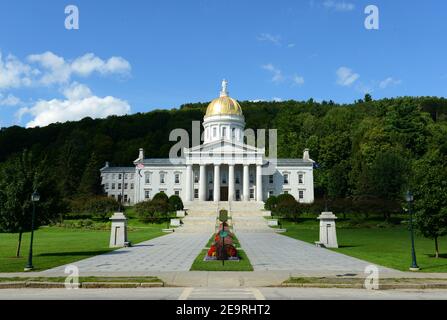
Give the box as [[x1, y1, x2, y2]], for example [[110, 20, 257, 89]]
[[24, 190, 40, 272], [406, 191, 420, 271]]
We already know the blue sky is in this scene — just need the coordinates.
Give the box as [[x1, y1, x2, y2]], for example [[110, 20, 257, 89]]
[[0, 0, 446, 128]]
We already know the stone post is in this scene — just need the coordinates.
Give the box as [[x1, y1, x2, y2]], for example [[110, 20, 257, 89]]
[[109, 212, 128, 248], [316, 212, 338, 248]]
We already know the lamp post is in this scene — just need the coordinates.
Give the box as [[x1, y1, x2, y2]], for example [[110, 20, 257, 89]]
[[406, 191, 420, 271], [24, 191, 40, 272]]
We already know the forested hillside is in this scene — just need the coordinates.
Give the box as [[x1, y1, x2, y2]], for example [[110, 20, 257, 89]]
[[1, 95, 447, 205]]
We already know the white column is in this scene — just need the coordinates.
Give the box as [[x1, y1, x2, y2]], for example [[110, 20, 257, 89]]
[[243, 164, 250, 202], [228, 164, 235, 201], [256, 164, 263, 202], [185, 165, 192, 202], [214, 164, 220, 202], [199, 164, 206, 201]]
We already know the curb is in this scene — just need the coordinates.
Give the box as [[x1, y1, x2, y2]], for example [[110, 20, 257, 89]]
[[0, 281, 164, 289], [281, 282, 447, 290]]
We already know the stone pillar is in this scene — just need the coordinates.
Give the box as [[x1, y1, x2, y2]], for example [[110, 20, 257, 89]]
[[109, 212, 128, 248], [199, 164, 206, 201], [317, 212, 338, 248], [228, 164, 235, 201], [185, 165, 192, 202], [243, 164, 250, 201], [256, 164, 263, 202], [214, 164, 220, 202]]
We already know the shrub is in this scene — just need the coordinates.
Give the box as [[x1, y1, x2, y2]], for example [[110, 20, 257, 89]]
[[275, 197, 302, 221], [276, 193, 296, 204], [69, 196, 119, 221], [153, 192, 169, 203], [168, 195, 184, 212], [135, 199, 169, 223], [264, 196, 278, 211]]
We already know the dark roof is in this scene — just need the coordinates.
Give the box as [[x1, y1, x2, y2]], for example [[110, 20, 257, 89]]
[[141, 158, 178, 166], [100, 167, 135, 173], [271, 159, 313, 167]]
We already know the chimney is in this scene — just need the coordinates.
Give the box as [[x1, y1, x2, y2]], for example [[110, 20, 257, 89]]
[[303, 148, 310, 161], [138, 148, 144, 160]]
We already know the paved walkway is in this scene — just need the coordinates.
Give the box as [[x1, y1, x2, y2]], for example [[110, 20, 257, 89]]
[[237, 232, 398, 273], [41, 232, 209, 274]]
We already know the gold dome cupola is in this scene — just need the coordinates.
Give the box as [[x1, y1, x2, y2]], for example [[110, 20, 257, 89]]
[[205, 79, 243, 118]]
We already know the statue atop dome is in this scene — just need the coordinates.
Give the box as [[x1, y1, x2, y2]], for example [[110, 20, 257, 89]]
[[220, 79, 228, 97]]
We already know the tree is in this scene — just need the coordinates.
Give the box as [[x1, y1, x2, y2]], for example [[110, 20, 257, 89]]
[[168, 195, 184, 212], [413, 150, 447, 258], [0, 150, 64, 256], [78, 152, 103, 196]]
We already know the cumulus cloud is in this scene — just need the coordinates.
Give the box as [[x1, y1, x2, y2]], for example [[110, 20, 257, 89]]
[[0, 93, 22, 106], [379, 77, 402, 89], [28, 52, 131, 86], [17, 83, 130, 128], [292, 74, 305, 86], [323, 0, 355, 12], [0, 53, 36, 89], [336, 67, 359, 86], [0, 51, 131, 89]]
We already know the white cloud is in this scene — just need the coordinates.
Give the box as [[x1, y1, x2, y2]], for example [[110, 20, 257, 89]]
[[0, 53, 35, 89], [379, 77, 402, 89], [272, 97, 283, 102], [0, 93, 22, 106], [292, 74, 305, 86], [287, 43, 296, 48], [323, 0, 355, 12], [18, 83, 130, 128], [262, 64, 284, 83], [27, 52, 131, 86], [336, 67, 359, 86], [257, 33, 281, 45]]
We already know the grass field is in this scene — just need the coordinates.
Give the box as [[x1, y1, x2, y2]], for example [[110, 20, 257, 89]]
[[280, 217, 447, 273], [0, 223, 165, 273], [190, 249, 253, 271]]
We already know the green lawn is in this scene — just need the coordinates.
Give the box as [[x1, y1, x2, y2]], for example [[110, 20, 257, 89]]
[[280, 218, 447, 273], [0, 223, 165, 273], [190, 249, 253, 271]]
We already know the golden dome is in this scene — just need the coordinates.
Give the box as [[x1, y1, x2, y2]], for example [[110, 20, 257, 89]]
[[205, 96, 243, 117], [205, 79, 243, 117]]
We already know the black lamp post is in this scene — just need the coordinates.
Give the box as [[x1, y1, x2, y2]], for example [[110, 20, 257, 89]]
[[406, 191, 420, 271], [24, 190, 40, 272]]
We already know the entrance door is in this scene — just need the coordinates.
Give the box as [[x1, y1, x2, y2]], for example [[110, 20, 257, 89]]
[[220, 187, 228, 201]]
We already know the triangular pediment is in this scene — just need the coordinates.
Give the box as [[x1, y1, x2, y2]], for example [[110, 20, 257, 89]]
[[185, 139, 264, 155]]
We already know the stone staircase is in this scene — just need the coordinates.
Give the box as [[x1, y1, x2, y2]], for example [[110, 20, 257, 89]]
[[176, 201, 273, 233]]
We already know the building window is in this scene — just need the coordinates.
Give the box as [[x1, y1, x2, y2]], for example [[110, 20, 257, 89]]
[[249, 188, 255, 199], [175, 190, 180, 196], [124, 183, 128, 190], [130, 183, 134, 190], [209, 172, 213, 184], [283, 173, 289, 185], [145, 172, 151, 184], [124, 194, 128, 202], [268, 190, 274, 197], [104, 183, 109, 190], [194, 189, 199, 199], [125, 174, 128, 180], [213, 127, 217, 137], [160, 172, 166, 184], [235, 189, 240, 200], [269, 175, 274, 184], [222, 172, 227, 184], [232, 128, 236, 139], [118, 174, 122, 180], [249, 174, 254, 184], [145, 190, 151, 199], [112, 183, 115, 190], [284, 190, 289, 195], [222, 127, 227, 138], [298, 173, 304, 184], [118, 183, 122, 190], [175, 173, 180, 184], [235, 174, 240, 184], [299, 190, 304, 201]]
